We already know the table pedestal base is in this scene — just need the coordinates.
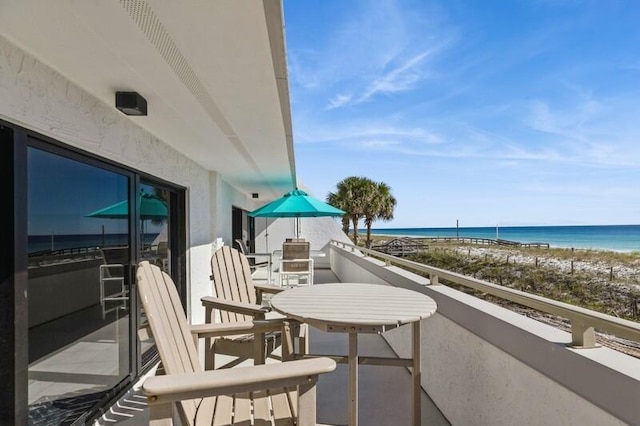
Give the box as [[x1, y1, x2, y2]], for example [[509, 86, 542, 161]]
[[349, 332, 358, 426]]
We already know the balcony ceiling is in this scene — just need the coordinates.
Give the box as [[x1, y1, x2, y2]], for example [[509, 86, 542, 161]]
[[0, 0, 296, 199]]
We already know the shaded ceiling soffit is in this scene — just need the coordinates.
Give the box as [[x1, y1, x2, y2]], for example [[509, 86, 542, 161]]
[[263, 0, 296, 189], [119, 0, 279, 191]]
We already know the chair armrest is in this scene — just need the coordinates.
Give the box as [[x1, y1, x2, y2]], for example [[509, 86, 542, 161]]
[[254, 283, 284, 304], [245, 252, 272, 258], [254, 283, 284, 294], [190, 319, 285, 339], [101, 263, 124, 271], [280, 258, 314, 262], [279, 258, 314, 264], [143, 358, 337, 405], [201, 296, 270, 317], [245, 253, 272, 266], [100, 264, 125, 281]]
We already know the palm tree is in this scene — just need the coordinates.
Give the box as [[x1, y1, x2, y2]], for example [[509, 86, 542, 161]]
[[327, 176, 371, 244], [347, 177, 375, 245], [363, 181, 396, 248], [327, 191, 350, 235], [150, 187, 169, 228]]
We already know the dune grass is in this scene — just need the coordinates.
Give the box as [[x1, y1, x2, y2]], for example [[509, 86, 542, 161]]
[[363, 235, 640, 321]]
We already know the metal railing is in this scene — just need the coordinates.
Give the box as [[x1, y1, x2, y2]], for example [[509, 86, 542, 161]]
[[331, 240, 640, 348]]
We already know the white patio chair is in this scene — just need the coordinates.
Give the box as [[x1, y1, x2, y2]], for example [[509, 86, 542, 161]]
[[279, 241, 314, 287]]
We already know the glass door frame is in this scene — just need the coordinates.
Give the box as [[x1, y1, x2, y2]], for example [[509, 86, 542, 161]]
[[136, 178, 187, 372], [26, 135, 138, 425], [1, 119, 187, 424]]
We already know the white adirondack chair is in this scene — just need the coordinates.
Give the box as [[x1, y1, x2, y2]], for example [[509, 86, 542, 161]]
[[202, 246, 304, 369], [136, 261, 336, 425]]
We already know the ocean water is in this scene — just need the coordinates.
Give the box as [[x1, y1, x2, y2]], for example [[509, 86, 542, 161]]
[[28, 233, 160, 254], [367, 225, 640, 252]]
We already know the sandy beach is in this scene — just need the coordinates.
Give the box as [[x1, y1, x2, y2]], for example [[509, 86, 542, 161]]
[[452, 244, 640, 287]]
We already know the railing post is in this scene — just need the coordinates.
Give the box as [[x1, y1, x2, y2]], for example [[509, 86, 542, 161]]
[[430, 274, 439, 286], [571, 320, 597, 348]]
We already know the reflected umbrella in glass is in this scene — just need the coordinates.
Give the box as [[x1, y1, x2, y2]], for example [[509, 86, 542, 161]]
[[86, 191, 168, 249]]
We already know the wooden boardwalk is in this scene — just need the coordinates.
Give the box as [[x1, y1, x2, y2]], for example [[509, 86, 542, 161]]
[[423, 236, 549, 248], [372, 236, 549, 253], [371, 238, 428, 256]]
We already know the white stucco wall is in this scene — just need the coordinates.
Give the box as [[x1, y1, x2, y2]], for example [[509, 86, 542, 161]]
[[0, 35, 253, 324], [187, 172, 264, 324]]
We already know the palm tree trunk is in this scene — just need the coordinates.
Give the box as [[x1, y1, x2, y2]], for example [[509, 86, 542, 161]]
[[351, 216, 359, 244], [341, 216, 350, 235], [363, 217, 374, 248]]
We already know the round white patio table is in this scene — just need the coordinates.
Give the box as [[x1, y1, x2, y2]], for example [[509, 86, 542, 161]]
[[270, 283, 437, 426]]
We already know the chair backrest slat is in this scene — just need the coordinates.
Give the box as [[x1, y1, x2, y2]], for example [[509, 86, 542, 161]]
[[136, 261, 201, 423], [211, 246, 256, 323], [212, 248, 236, 322], [231, 247, 255, 303], [282, 242, 311, 272]]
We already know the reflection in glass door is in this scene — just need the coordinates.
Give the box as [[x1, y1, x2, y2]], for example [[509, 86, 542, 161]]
[[139, 183, 170, 274], [136, 182, 172, 369], [26, 146, 132, 424]]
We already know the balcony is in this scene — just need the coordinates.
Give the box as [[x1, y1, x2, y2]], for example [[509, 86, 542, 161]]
[[98, 241, 640, 425]]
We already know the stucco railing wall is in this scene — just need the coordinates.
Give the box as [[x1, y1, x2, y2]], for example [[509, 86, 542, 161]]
[[329, 244, 640, 425]]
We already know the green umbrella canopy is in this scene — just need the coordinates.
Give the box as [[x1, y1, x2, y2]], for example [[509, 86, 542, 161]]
[[249, 189, 345, 218], [86, 192, 168, 220]]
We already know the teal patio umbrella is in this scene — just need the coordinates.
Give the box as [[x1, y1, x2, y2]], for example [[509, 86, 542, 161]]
[[249, 189, 345, 238], [86, 192, 168, 246], [86, 192, 168, 220]]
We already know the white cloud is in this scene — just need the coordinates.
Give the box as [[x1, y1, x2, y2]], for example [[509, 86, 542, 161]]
[[326, 94, 353, 110], [295, 122, 445, 147], [357, 50, 434, 104], [526, 85, 601, 139], [360, 140, 401, 149], [288, 0, 455, 109], [520, 88, 640, 167]]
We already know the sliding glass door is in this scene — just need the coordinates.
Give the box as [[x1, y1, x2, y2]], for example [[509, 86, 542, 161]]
[[27, 145, 133, 424], [1, 124, 187, 425]]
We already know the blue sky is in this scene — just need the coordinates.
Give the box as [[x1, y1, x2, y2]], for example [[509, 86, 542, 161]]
[[283, 0, 640, 228]]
